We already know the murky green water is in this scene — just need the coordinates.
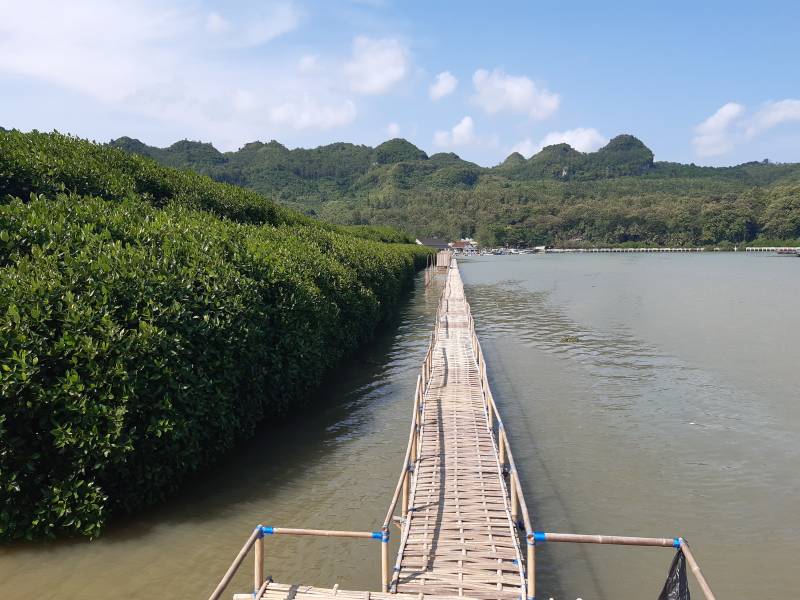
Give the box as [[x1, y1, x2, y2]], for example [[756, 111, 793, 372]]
[[461, 253, 799, 599], [2, 256, 798, 599]]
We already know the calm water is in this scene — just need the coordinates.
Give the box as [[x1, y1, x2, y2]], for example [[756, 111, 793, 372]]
[[2, 255, 798, 599]]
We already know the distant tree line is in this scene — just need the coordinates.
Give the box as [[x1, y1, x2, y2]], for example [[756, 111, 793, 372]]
[[109, 134, 800, 247]]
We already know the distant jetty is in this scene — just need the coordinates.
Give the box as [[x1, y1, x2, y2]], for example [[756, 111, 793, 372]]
[[543, 247, 706, 253]]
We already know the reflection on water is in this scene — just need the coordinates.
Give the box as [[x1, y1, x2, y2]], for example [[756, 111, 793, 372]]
[[0, 273, 443, 600], [461, 254, 800, 599]]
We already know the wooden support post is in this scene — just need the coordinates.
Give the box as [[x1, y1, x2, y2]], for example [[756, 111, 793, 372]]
[[527, 536, 535, 600], [254, 533, 264, 593], [381, 529, 389, 592], [511, 476, 519, 523], [499, 428, 506, 466], [401, 468, 409, 516]]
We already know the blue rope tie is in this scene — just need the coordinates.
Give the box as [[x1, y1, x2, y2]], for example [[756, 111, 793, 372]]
[[371, 531, 383, 540], [259, 526, 274, 537], [673, 537, 682, 548]]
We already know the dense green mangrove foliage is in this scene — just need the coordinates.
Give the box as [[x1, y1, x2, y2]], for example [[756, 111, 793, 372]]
[[0, 131, 430, 540]]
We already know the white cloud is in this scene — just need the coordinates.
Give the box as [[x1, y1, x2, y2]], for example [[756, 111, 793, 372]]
[[693, 99, 800, 157], [509, 138, 538, 158], [511, 128, 607, 158], [345, 36, 409, 94], [434, 116, 475, 147], [386, 122, 401, 136], [205, 12, 230, 34], [746, 99, 800, 138], [692, 102, 745, 156], [540, 128, 608, 152], [472, 68, 559, 119], [429, 71, 458, 101], [204, 3, 302, 47], [298, 55, 319, 72], [234, 3, 303, 47], [0, 0, 363, 147], [269, 97, 357, 130]]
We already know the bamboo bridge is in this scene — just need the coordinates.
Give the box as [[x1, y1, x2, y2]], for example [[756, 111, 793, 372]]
[[209, 252, 716, 600]]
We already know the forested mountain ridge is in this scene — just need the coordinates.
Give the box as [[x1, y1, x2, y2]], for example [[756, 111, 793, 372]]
[[109, 134, 800, 246]]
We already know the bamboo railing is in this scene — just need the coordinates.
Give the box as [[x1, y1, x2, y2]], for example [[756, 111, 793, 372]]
[[461, 267, 535, 598], [381, 254, 449, 591]]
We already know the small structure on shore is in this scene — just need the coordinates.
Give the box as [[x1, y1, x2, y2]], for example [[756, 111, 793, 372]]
[[415, 237, 450, 250], [448, 238, 478, 255]]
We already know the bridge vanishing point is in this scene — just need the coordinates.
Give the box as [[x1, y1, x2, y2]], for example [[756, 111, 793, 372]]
[[209, 253, 716, 600]]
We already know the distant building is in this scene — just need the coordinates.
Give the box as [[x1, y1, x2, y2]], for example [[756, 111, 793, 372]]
[[415, 237, 450, 250], [449, 239, 478, 254]]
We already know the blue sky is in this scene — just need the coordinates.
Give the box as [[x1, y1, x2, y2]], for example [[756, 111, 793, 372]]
[[1, 0, 799, 166]]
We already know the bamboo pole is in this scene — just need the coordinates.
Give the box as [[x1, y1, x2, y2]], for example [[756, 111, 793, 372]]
[[208, 526, 261, 600], [267, 527, 377, 539], [401, 468, 409, 516], [499, 428, 506, 466], [254, 533, 264, 593], [510, 476, 519, 523], [382, 375, 421, 529], [680, 539, 717, 600], [381, 529, 389, 592], [527, 536, 535, 600], [536, 532, 677, 547]]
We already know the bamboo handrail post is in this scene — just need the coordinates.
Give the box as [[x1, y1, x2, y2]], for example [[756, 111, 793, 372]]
[[380, 528, 390, 592], [499, 427, 506, 466], [680, 539, 717, 600], [254, 531, 264, 593], [401, 467, 409, 515], [527, 534, 535, 600], [510, 476, 519, 523]]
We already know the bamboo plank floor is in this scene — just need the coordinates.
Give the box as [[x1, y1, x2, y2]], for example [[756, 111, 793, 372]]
[[236, 259, 525, 600], [235, 582, 479, 600], [391, 262, 525, 599]]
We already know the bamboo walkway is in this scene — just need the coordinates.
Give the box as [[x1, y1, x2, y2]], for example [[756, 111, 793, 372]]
[[390, 262, 525, 598]]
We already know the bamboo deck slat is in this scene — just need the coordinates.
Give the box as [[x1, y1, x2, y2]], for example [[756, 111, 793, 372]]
[[391, 262, 526, 599], [236, 581, 485, 600]]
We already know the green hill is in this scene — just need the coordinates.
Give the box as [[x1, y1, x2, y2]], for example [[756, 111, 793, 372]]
[[109, 134, 800, 247]]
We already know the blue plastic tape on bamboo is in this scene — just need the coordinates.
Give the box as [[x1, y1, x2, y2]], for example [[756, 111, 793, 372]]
[[533, 531, 546, 543], [673, 537, 682, 548], [259, 526, 274, 537], [371, 531, 383, 540]]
